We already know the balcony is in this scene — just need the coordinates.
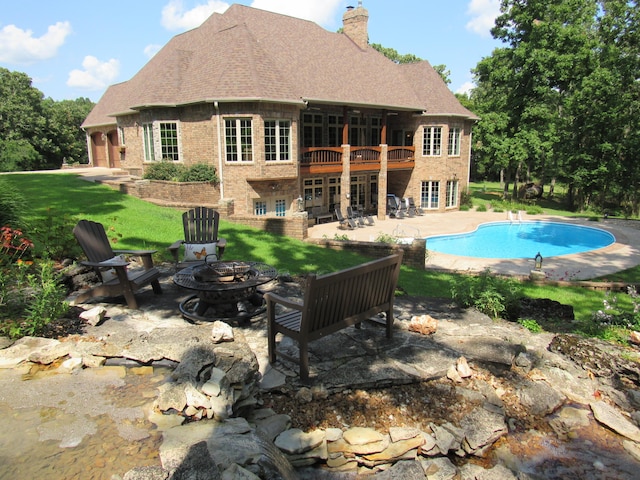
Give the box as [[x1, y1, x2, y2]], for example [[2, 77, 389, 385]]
[[300, 146, 415, 175]]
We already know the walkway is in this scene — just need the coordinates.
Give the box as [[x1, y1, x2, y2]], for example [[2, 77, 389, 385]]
[[308, 210, 640, 281]]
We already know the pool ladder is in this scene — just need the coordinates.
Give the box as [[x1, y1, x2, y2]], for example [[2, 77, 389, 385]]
[[508, 211, 524, 223]]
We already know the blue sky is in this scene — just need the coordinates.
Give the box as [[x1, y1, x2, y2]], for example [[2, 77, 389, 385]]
[[0, 0, 503, 102]]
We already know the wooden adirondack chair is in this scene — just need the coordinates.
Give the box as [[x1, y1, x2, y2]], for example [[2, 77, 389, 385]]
[[168, 207, 227, 270], [73, 220, 162, 309]]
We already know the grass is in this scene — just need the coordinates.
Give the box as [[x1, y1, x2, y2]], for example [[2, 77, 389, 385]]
[[5, 173, 640, 332]]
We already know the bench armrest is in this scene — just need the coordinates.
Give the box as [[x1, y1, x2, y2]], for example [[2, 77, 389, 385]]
[[264, 292, 303, 311]]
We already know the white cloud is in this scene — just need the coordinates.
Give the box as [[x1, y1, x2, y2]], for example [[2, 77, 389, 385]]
[[67, 55, 120, 91], [0, 21, 71, 64], [161, 0, 230, 31], [465, 0, 500, 38], [144, 44, 162, 58], [455, 81, 476, 96], [250, 0, 343, 26]]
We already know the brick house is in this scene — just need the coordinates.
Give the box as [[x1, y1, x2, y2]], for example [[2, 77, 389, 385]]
[[81, 3, 477, 222]]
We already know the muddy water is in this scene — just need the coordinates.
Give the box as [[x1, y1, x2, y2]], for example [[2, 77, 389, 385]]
[[0, 364, 168, 480], [494, 421, 639, 479]]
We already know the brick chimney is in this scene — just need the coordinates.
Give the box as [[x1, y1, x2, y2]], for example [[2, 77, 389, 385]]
[[343, 1, 369, 50]]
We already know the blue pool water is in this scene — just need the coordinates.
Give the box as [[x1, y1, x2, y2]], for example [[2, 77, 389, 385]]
[[426, 221, 615, 259]]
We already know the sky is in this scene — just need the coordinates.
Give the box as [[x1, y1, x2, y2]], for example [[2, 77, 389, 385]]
[[0, 0, 504, 103]]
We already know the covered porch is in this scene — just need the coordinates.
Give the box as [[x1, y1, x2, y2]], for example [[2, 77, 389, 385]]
[[298, 105, 418, 221]]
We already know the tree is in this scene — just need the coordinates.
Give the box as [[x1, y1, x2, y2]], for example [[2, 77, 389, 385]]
[[472, 0, 600, 202], [42, 98, 94, 167], [0, 68, 94, 171], [370, 43, 451, 85]]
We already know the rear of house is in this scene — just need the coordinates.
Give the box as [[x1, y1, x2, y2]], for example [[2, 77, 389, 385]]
[[81, 3, 478, 224]]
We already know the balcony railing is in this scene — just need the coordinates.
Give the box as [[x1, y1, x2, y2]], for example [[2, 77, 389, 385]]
[[300, 145, 414, 174]]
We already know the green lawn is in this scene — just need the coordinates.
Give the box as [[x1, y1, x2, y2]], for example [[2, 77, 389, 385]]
[[4, 173, 638, 329]]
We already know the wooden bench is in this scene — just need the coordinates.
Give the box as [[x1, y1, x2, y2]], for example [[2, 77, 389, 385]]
[[265, 252, 403, 383]]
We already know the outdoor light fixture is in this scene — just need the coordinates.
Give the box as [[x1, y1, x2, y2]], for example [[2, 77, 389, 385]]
[[534, 252, 543, 271], [296, 196, 304, 212]]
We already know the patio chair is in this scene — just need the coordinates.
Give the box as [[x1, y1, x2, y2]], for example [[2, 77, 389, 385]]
[[168, 207, 227, 270], [407, 197, 424, 216], [335, 208, 356, 229], [347, 206, 366, 227], [73, 219, 162, 309]]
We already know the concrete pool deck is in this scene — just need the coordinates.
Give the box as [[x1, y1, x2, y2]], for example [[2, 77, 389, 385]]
[[308, 210, 640, 281]]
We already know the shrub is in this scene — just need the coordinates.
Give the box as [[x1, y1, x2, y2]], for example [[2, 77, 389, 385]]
[[519, 319, 543, 333], [451, 269, 523, 319], [0, 177, 27, 228], [144, 161, 218, 182], [476, 203, 487, 212], [143, 160, 186, 181], [374, 233, 397, 244], [179, 163, 218, 183], [30, 209, 81, 261], [0, 260, 69, 338]]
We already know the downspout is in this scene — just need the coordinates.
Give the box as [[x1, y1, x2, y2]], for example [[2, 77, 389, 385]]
[[214, 101, 224, 199], [467, 128, 473, 193]]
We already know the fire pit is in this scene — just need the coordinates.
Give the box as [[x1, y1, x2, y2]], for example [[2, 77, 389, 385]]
[[173, 260, 278, 324]]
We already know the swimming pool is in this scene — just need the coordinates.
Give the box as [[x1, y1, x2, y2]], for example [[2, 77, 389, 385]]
[[426, 221, 615, 259]]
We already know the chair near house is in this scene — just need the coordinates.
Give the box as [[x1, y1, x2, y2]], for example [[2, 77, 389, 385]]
[[335, 208, 357, 229], [347, 206, 366, 227], [168, 207, 227, 270], [73, 220, 163, 309], [407, 197, 424, 216]]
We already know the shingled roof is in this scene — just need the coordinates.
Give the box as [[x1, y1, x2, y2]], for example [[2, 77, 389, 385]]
[[83, 4, 476, 128]]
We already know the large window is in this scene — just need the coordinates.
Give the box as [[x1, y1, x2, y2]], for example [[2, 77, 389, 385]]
[[448, 127, 461, 156], [275, 199, 286, 217], [350, 175, 366, 207], [264, 120, 291, 161], [225, 118, 253, 162], [446, 180, 459, 208], [159, 122, 180, 161], [254, 200, 267, 216], [254, 198, 287, 216], [142, 123, 155, 162], [302, 113, 323, 147], [422, 126, 442, 156], [421, 181, 440, 209], [328, 115, 343, 147]]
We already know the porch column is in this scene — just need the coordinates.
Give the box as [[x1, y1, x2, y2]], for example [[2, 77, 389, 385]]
[[381, 112, 387, 145], [378, 144, 388, 221], [341, 144, 351, 215], [342, 106, 349, 145]]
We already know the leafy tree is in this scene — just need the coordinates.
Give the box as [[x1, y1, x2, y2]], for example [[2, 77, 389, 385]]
[[472, 0, 599, 202], [370, 43, 451, 84], [42, 98, 94, 167], [472, 0, 640, 214], [0, 68, 94, 171]]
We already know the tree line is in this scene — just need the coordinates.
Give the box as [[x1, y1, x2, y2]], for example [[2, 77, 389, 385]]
[[467, 0, 639, 215], [0, 68, 94, 172]]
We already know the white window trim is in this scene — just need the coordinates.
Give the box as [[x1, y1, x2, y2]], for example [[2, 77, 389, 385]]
[[264, 119, 292, 162], [448, 127, 461, 157], [225, 118, 254, 163], [422, 126, 442, 157]]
